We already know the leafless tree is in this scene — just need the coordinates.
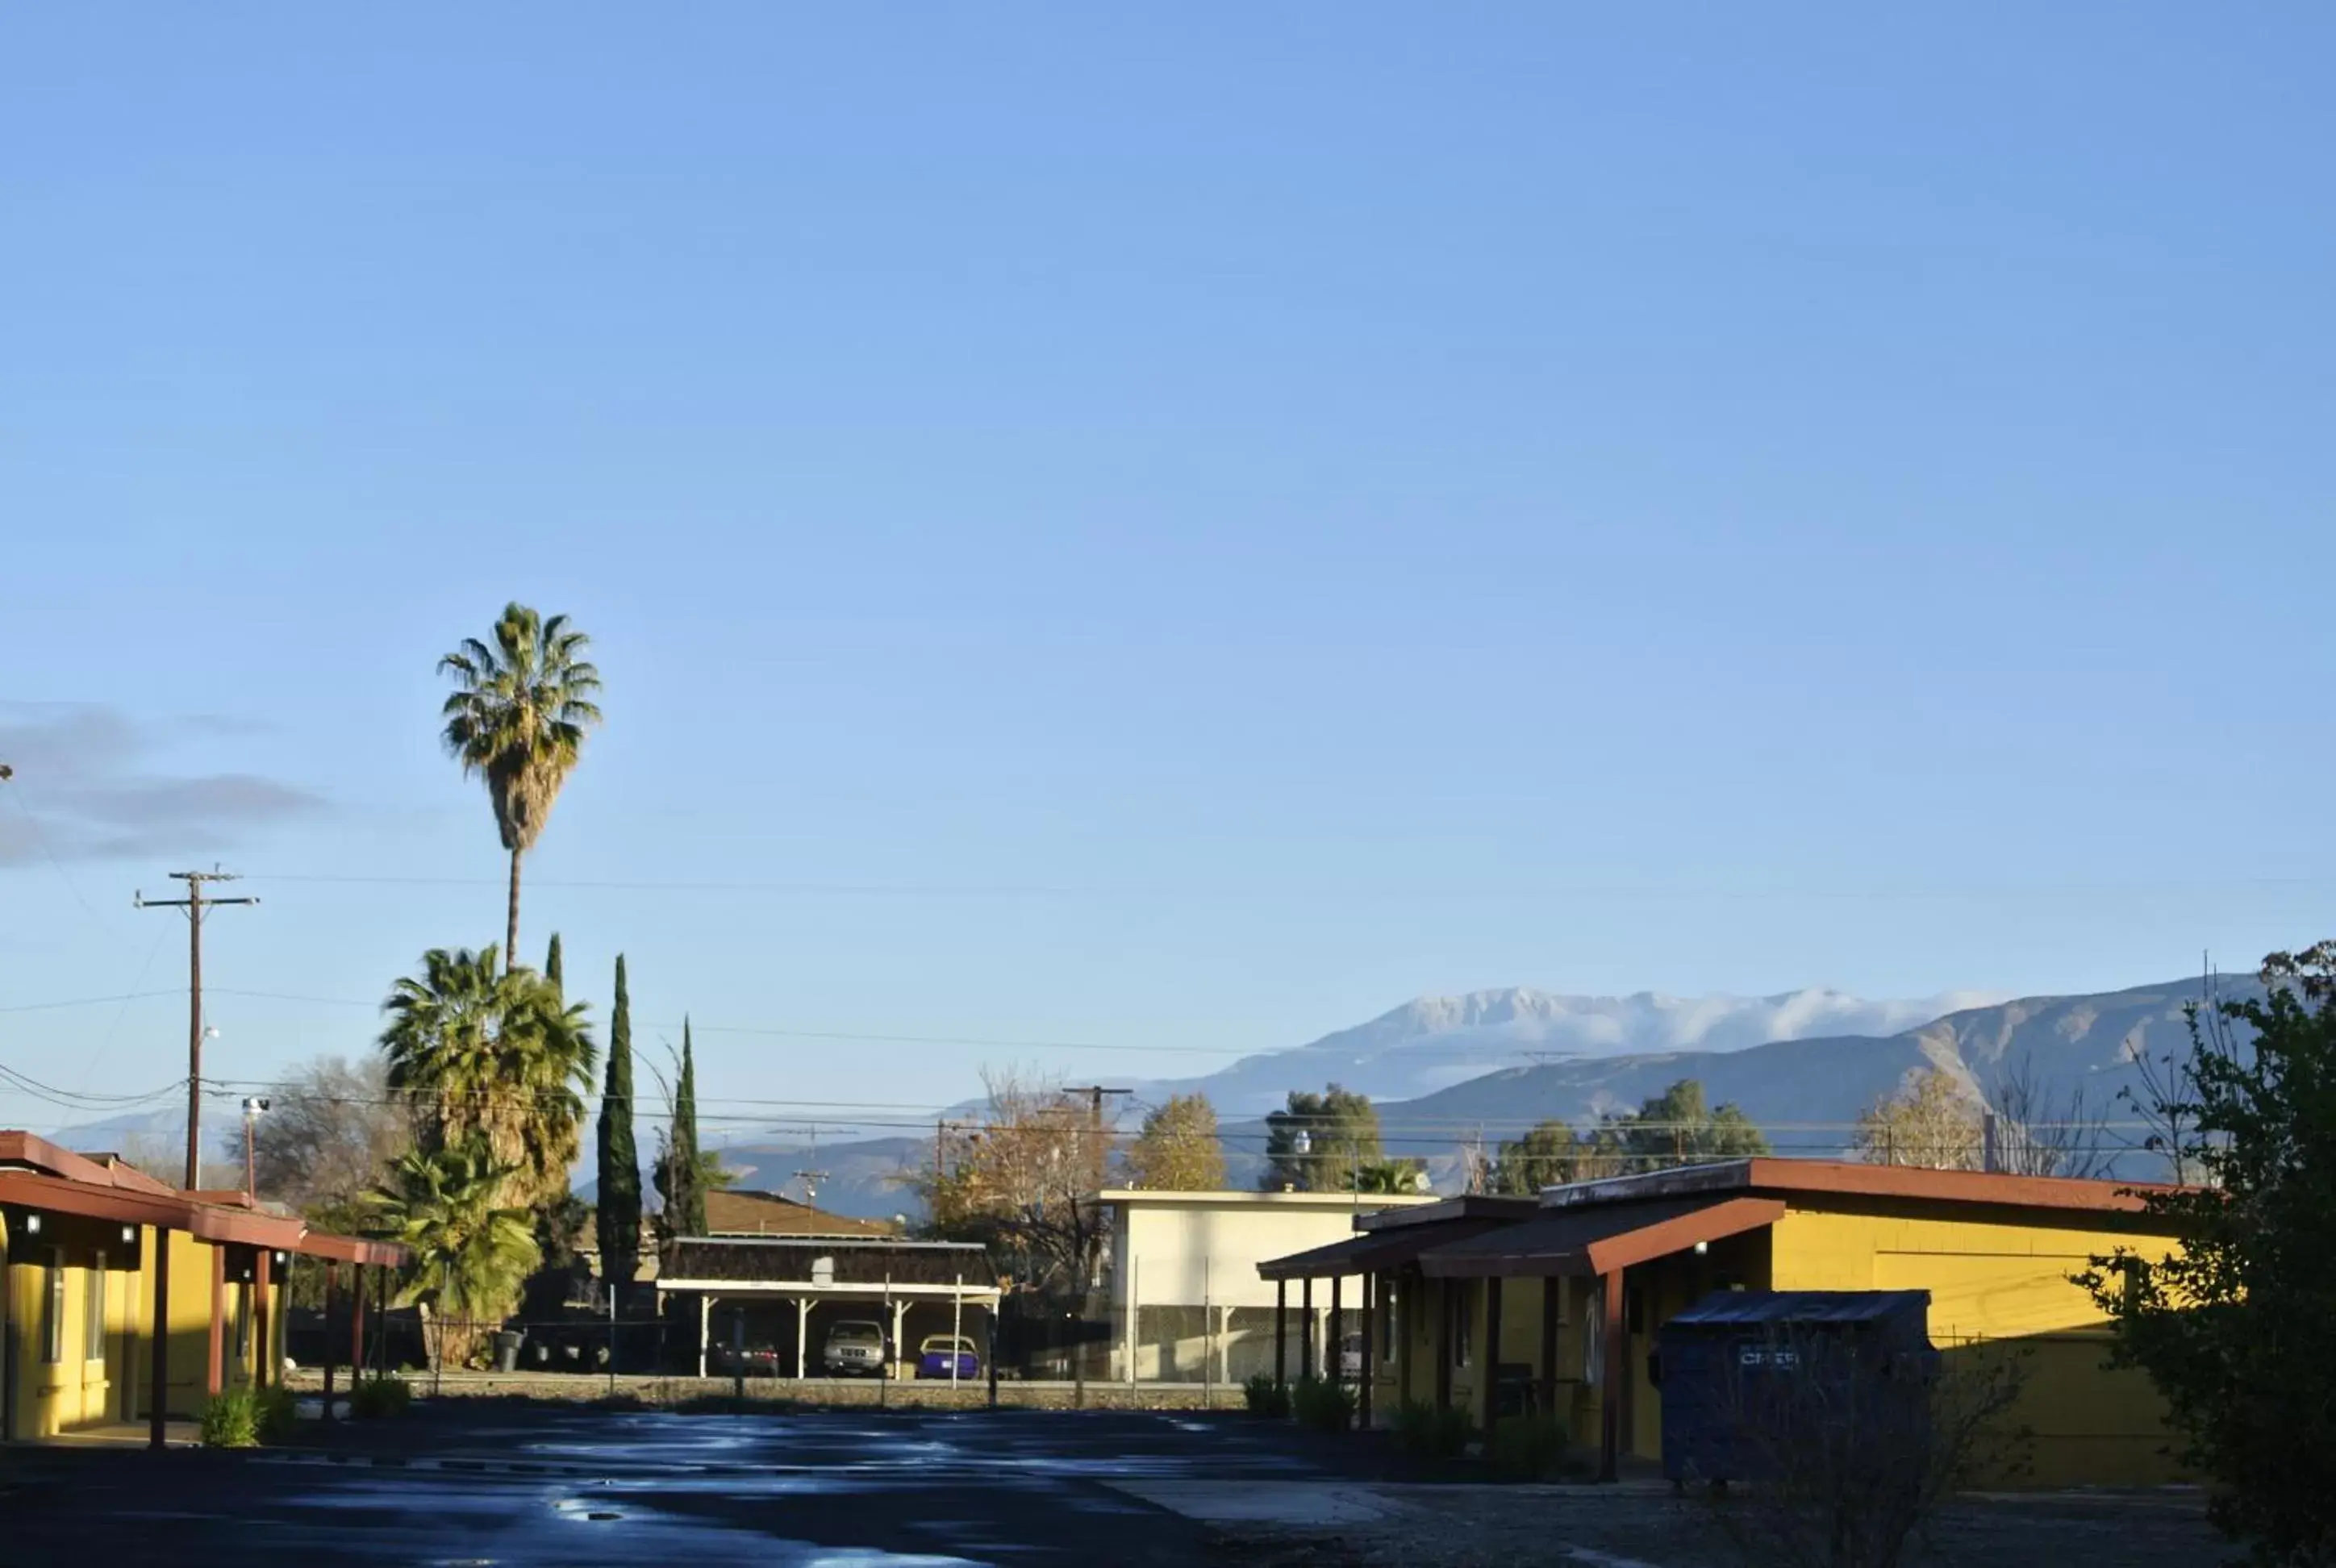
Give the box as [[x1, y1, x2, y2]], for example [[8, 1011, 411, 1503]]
[[232, 1055, 413, 1211], [906, 1070, 1116, 1295], [1984, 1055, 2113, 1179]]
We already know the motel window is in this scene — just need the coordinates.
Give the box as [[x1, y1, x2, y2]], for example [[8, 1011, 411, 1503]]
[[86, 1251, 107, 1363], [1454, 1285, 1474, 1367], [1381, 1289, 1397, 1363], [42, 1248, 66, 1363]]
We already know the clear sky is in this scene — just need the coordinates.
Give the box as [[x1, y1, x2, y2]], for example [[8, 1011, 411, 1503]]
[[3, 6, 2331, 1143]]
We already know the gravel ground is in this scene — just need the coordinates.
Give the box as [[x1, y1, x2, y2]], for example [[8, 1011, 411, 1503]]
[[1203, 1484, 2236, 1568]]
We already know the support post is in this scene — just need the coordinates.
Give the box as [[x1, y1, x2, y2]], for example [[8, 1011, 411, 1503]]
[[207, 1244, 226, 1396], [1273, 1278, 1287, 1392], [732, 1307, 745, 1400], [1300, 1275, 1314, 1381], [351, 1264, 367, 1380], [1396, 1275, 1413, 1407], [1538, 1276, 1560, 1421], [697, 1295, 711, 1379], [1434, 1277, 1453, 1412], [1480, 1274, 1503, 1438], [795, 1297, 810, 1381], [322, 1261, 338, 1421], [889, 1290, 907, 1389], [1358, 1273, 1375, 1428], [376, 1265, 388, 1374], [148, 1229, 171, 1449], [1329, 1274, 1343, 1389], [1599, 1270, 1624, 1483], [952, 1274, 965, 1390], [254, 1248, 273, 1390]]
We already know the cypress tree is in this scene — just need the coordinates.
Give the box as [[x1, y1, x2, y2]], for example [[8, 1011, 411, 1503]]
[[594, 954, 640, 1289], [671, 1017, 707, 1237], [544, 932, 565, 994]]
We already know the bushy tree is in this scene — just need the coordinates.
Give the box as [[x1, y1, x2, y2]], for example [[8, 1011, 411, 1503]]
[[369, 1139, 540, 1366], [378, 945, 596, 1213], [1604, 1079, 1768, 1172], [1262, 1084, 1383, 1191], [911, 1071, 1116, 1294], [238, 1055, 411, 1211], [1854, 1067, 1984, 1170], [1490, 1119, 1608, 1194], [2080, 944, 2336, 1564], [1124, 1094, 1228, 1191]]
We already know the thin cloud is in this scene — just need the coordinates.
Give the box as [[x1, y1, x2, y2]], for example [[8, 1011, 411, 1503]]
[[0, 703, 327, 867]]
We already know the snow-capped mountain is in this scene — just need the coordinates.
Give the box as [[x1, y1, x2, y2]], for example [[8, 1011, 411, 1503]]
[[1146, 986, 2004, 1113]]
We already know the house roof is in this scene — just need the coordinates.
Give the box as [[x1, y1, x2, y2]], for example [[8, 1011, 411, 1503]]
[[662, 1236, 998, 1289], [1418, 1195, 1787, 1279], [1095, 1188, 1441, 1212], [1256, 1215, 1524, 1281], [1537, 1158, 2175, 1218], [704, 1188, 898, 1238], [0, 1129, 407, 1266], [1351, 1195, 1539, 1232]]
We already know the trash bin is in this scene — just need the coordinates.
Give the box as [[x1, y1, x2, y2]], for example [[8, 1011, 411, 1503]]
[[1658, 1290, 1938, 1485], [494, 1329, 525, 1373]]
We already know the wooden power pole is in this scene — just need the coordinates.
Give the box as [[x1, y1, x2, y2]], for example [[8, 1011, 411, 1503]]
[[137, 869, 258, 1190]]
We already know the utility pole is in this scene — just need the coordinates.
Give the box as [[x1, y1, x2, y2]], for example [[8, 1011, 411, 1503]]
[[1062, 1086, 1130, 1397], [137, 869, 258, 1190]]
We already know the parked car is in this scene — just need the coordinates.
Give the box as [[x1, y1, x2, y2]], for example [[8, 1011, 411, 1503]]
[[822, 1320, 890, 1377], [915, 1334, 981, 1380], [711, 1341, 782, 1377]]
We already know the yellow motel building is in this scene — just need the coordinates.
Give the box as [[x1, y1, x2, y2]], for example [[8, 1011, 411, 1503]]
[[1, 1131, 403, 1444], [1259, 1158, 2184, 1487]]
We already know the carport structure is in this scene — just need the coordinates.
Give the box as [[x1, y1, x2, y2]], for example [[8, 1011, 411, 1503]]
[[1254, 1196, 1536, 1430], [0, 1132, 406, 1446], [657, 1236, 1000, 1379]]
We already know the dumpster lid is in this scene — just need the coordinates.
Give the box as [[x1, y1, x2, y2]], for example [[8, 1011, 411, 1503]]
[[1667, 1290, 1930, 1327]]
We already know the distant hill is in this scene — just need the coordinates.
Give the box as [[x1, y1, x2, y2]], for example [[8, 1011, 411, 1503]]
[[1142, 984, 2002, 1114]]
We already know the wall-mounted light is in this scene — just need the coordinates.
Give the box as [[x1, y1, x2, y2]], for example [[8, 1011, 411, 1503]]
[[1693, 1240, 1709, 1256], [23, 1212, 41, 1234], [121, 1225, 136, 1245], [272, 1251, 288, 1267]]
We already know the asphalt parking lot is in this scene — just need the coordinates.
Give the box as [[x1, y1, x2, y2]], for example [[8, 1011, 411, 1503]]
[[0, 1405, 2233, 1568]]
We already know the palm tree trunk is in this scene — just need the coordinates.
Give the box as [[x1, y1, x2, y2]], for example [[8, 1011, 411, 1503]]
[[506, 847, 522, 973]]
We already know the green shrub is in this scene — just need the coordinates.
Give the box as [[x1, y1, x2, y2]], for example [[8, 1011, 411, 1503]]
[[1241, 1373, 1291, 1419], [348, 1374, 413, 1420], [1487, 1414, 1572, 1481], [1290, 1376, 1358, 1433], [255, 1385, 300, 1445], [198, 1387, 261, 1448], [1391, 1396, 1475, 1460]]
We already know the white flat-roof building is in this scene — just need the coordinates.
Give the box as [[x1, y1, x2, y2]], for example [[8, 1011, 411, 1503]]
[[1095, 1187, 1437, 1387]]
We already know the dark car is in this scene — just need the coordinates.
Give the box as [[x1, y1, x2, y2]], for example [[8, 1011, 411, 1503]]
[[711, 1341, 782, 1377], [915, 1334, 981, 1380]]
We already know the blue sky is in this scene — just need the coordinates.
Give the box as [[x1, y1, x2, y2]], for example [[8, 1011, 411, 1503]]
[[3, 6, 2331, 1142]]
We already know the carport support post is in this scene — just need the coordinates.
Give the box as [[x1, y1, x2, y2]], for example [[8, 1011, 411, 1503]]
[[1480, 1275, 1503, 1438], [795, 1297, 810, 1380], [1537, 1276, 1559, 1420], [147, 1228, 170, 1449], [1300, 1275, 1313, 1381], [254, 1248, 272, 1389], [1599, 1270, 1624, 1483], [1433, 1277, 1453, 1411], [732, 1308, 745, 1399], [351, 1263, 366, 1378], [322, 1261, 338, 1421], [206, 1243, 226, 1395], [1328, 1274, 1342, 1390], [697, 1295, 711, 1379], [1273, 1278, 1287, 1392]]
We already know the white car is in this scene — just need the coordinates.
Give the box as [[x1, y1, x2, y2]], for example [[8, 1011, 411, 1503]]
[[822, 1320, 889, 1377]]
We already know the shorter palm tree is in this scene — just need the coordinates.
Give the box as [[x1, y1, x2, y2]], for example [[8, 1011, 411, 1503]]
[[369, 1140, 540, 1368]]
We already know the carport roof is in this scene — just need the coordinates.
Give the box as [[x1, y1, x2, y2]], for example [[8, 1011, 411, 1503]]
[[1418, 1195, 1785, 1279], [1255, 1215, 1520, 1281]]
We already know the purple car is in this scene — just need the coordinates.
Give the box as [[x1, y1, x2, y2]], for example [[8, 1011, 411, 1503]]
[[916, 1334, 981, 1380]]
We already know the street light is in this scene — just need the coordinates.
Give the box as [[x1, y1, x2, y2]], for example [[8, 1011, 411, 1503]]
[[241, 1096, 271, 1198]]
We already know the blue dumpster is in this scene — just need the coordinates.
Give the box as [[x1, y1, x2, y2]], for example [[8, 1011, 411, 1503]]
[[1658, 1291, 1938, 1485]]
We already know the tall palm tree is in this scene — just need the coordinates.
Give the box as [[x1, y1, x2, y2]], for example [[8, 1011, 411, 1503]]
[[439, 603, 603, 970], [379, 945, 596, 1211], [369, 1140, 540, 1367]]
